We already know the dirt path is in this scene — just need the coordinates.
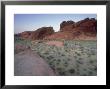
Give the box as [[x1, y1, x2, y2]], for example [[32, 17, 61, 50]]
[[14, 49, 56, 76]]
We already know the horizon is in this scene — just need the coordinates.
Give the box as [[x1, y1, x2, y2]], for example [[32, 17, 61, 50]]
[[14, 14, 97, 34]]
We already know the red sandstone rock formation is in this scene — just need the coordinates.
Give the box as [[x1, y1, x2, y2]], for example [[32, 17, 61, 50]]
[[45, 18, 97, 40], [28, 27, 54, 40], [15, 18, 97, 40], [16, 27, 54, 40]]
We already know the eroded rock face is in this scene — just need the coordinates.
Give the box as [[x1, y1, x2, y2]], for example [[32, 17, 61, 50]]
[[60, 20, 75, 32], [60, 18, 97, 32], [75, 18, 97, 32], [76, 18, 96, 27], [46, 18, 97, 40], [29, 27, 54, 40], [16, 27, 54, 40], [19, 31, 32, 39], [15, 18, 97, 40]]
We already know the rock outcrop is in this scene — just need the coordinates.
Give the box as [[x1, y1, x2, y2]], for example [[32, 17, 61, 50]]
[[19, 31, 32, 39], [29, 27, 54, 40], [16, 27, 54, 40], [60, 18, 97, 33], [60, 20, 75, 32], [15, 18, 97, 40], [45, 18, 97, 40]]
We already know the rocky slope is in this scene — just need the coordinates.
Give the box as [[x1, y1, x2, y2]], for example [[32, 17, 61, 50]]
[[15, 18, 97, 40], [15, 27, 54, 40], [45, 18, 97, 40]]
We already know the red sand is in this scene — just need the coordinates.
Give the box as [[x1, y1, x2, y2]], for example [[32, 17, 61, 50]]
[[45, 41, 64, 47]]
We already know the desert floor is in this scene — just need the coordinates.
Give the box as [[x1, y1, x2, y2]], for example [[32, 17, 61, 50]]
[[14, 49, 56, 76], [14, 38, 97, 76]]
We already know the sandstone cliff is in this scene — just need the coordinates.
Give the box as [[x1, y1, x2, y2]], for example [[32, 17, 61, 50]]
[[15, 18, 97, 40]]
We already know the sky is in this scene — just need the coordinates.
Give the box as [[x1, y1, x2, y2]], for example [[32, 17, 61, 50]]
[[14, 14, 97, 33]]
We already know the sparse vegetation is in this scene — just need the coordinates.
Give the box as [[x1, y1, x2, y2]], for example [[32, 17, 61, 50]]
[[15, 37, 97, 76]]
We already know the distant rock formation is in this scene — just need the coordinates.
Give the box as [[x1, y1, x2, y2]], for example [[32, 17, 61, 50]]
[[15, 18, 97, 40], [45, 18, 97, 40], [60, 18, 96, 32], [18, 31, 32, 39], [75, 18, 97, 33], [60, 20, 75, 32], [28, 27, 54, 40], [16, 27, 54, 40]]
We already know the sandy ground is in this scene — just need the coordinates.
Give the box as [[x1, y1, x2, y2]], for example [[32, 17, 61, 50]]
[[45, 41, 64, 47], [14, 49, 56, 76]]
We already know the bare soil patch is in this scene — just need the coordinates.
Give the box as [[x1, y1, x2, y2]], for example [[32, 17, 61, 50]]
[[14, 49, 56, 76], [45, 41, 64, 47], [14, 44, 30, 54]]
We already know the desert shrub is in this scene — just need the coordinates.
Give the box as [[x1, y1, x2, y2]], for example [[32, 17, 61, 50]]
[[30, 40, 97, 76], [35, 40, 97, 76], [15, 37, 31, 47], [69, 69, 75, 74]]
